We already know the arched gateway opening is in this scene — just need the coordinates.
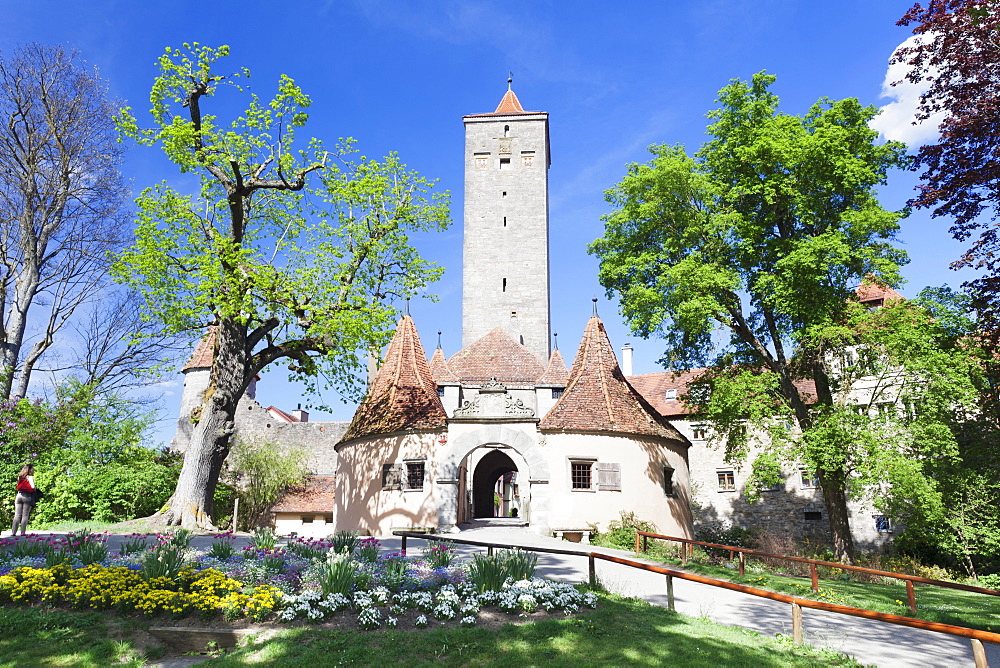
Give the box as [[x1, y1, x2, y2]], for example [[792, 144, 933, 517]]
[[472, 449, 518, 518]]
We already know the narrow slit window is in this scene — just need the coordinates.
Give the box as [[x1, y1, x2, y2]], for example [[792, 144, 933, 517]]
[[503, 216, 507, 227], [502, 278, 507, 292], [504, 124, 510, 137]]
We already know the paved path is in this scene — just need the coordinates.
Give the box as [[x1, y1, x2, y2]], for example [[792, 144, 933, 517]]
[[398, 524, 999, 668], [11, 528, 998, 667]]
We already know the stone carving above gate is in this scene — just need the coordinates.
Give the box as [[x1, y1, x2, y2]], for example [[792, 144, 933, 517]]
[[453, 377, 535, 419]]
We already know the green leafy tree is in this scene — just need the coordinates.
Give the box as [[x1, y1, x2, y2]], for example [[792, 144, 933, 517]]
[[113, 44, 449, 529], [227, 438, 308, 530], [590, 72, 911, 561]]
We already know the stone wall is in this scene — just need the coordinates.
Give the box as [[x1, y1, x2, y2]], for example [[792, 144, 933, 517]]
[[462, 112, 551, 361]]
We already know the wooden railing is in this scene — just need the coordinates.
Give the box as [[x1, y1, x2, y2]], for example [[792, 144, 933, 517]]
[[394, 530, 999, 668], [635, 530, 1000, 615]]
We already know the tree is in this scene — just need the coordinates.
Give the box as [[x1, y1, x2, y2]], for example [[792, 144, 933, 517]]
[[227, 438, 308, 530], [114, 44, 449, 529], [0, 43, 132, 399], [590, 72, 911, 561], [894, 1, 1000, 336]]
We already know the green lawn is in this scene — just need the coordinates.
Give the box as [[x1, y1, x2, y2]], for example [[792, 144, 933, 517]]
[[0, 594, 862, 667], [635, 548, 1000, 633]]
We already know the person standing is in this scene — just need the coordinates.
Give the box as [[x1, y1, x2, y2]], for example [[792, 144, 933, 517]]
[[12, 465, 36, 536]]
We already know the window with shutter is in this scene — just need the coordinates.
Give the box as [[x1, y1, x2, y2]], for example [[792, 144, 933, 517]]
[[382, 463, 403, 490], [596, 463, 621, 491]]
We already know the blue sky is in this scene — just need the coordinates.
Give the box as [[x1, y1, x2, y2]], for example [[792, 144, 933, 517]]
[[2, 1, 971, 445]]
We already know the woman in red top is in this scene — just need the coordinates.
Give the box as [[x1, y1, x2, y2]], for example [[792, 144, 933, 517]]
[[12, 464, 35, 536]]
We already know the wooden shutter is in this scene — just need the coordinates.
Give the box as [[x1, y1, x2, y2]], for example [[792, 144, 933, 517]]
[[382, 463, 403, 490], [596, 463, 621, 491]]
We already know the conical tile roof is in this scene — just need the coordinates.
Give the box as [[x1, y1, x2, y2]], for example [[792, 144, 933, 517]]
[[430, 347, 460, 384], [494, 89, 526, 114], [539, 316, 686, 441], [341, 316, 447, 442], [182, 326, 216, 371], [536, 349, 569, 386], [448, 327, 545, 385]]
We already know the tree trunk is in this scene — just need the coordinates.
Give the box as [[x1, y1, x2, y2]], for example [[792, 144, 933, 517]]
[[162, 318, 248, 529], [818, 470, 855, 563]]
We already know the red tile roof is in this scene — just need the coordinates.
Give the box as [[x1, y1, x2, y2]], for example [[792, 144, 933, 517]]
[[629, 369, 818, 417], [536, 349, 569, 386], [448, 327, 546, 386], [539, 316, 685, 441], [182, 327, 216, 371], [341, 316, 447, 442], [429, 347, 460, 384], [463, 88, 542, 118], [856, 278, 904, 306], [270, 475, 336, 513]]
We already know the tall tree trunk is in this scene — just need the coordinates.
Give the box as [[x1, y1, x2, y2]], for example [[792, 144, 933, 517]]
[[162, 318, 248, 529], [818, 470, 855, 563]]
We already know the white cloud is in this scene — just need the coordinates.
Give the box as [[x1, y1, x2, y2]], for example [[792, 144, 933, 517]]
[[869, 34, 946, 147]]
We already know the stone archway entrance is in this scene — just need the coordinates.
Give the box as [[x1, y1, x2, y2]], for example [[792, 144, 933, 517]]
[[472, 449, 518, 518]]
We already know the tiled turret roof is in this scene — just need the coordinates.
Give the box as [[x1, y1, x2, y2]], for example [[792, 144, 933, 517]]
[[429, 347, 460, 384], [856, 277, 904, 307], [463, 87, 541, 118], [539, 316, 685, 441], [182, 326, 216, 371], [448, 327, 545, 385], [341, 316, 446, 442], [536, 349, 569, 386]]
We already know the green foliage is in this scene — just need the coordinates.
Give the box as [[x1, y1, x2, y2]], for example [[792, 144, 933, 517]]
[[141, 545, 186, 580], [466, 549, 538, 592], [422, 541, 457, 569], [249, 527, 277, 551], [317, 552, 356, 597], [593, 511, 657, 551], [329, 530, 359, 555], [229, 439, 308, 529]]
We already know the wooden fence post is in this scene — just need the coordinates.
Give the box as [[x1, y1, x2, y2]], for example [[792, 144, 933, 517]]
[[791, 603, 803, 645], [681, 540, 688, 566], [738, 551, 745, 577], [589, 554, 596, 588], [400, 535, 407, 556], [906, 580, 916, 614], [643, 534, 648, 554], [665, 574, 675, 612], [971, 638, 987, 668], [488, 545, 494, 556], [635, 532, 641, 554], [810, 563, 818, 592]]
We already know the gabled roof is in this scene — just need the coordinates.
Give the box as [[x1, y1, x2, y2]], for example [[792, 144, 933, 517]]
[[182, 326, 216, 371], [629, 369, 818, 418], [270, 475, 336, 513], [448, 327, 546, 386], [429, 347, 460, 384], [539, 315, 685, 441], [341, 315, 447, 442], [856, 278, 904, 307], [536, 349, 569, 386]]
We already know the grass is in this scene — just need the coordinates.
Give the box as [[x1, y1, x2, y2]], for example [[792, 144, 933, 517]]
[[0, 607, 149, 667], [0, 594, 862, 667], [634, 544, 1000, 633], [203, 593, 862, 667]]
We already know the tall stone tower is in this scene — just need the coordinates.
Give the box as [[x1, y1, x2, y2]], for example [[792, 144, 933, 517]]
[[462, 81, 551, 361]]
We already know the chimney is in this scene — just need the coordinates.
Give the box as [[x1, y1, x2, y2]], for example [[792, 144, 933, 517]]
[[292, 403, 309, 422], [621, 343, 634, 377]]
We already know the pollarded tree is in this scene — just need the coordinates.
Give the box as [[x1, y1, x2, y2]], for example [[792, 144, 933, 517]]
[[113, 44, 450, 529], [0, 43, 131, 399], [894, 1, 1000, 338], [590, 72, 911, 561]]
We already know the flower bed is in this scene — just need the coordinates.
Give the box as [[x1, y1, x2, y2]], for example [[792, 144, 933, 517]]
[[0, 530, 597, 629]]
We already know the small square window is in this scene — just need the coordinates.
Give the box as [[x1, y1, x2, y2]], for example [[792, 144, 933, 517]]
[[499, 158, 511, 170], [665, 389, 677, 401], [552, 388, 564, 399], [405, 461, 425, 491], [800, 470, 819, 489], [301, 515, 314, 524], [717, 470, 735, 491], [760, 477, 783, 492], [382, 463, 402, 490], [662, 466, 675, 497], [436, 386, 445, 397], [571, 461, 593, 490], [804, 511, 823, 521], [692, 425, 708, 440], [874, 515, 893, 533]]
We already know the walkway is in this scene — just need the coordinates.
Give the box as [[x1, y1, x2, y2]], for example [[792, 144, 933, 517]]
[[403, 524, 999, 668], [13, 528, 998, 666]]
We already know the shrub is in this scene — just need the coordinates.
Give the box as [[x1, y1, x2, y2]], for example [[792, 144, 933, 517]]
[[594, 511, 657, 551]]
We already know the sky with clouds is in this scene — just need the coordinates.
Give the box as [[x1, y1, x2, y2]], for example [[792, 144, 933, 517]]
[[1, 1, 972, 444]]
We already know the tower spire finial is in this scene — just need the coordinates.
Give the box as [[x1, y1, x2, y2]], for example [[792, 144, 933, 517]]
[[507, 71, 513, 91], [437, 330, 442, 349], [553, 332, 559, 351], [592, 297, 599, 317], [405, 298, 410, 316]]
